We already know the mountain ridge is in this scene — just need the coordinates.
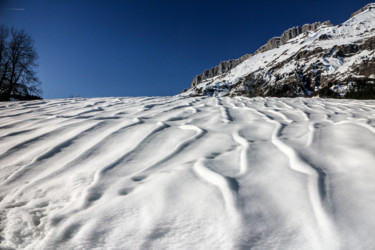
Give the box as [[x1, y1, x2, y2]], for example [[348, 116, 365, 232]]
[[184, 3, 375, 98]]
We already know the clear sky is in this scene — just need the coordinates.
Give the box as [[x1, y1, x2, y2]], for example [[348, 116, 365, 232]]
[[0, 0, 370, 99]]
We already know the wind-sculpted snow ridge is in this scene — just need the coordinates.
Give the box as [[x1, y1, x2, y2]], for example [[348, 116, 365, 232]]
[[0, 97, 375, 250]]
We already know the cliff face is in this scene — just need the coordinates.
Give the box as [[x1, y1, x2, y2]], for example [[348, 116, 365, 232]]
[[189, 21, 333, 89], [255, 21, 333, 54], [184, 3, 375, 98], [190, 54, 251, 88]]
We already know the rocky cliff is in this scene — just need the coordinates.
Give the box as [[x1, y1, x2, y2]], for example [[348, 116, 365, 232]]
[[190, 54, 251, 88], [254, 21, 333, 54], [184, 3, 375, 98]]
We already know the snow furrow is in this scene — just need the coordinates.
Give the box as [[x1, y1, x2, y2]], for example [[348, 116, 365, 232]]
[[267, 118, 339, 249], [1, 118, 144, 202], [216, 98, 233, 123], [0, 120, 102, 184], [81, 122, 170, 207], [232, 132, 249, 176], [193, 158, 240, 221], [133, 124, 206, 177], [0, 97, 374, 250]]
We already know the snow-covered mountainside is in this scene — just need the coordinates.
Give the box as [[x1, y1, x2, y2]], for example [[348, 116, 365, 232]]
[[184, 3, 375, 98], [1, 97, 375, 249]]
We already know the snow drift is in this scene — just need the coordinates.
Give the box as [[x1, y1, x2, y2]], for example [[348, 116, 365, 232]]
[[0, 96, 375, 249]]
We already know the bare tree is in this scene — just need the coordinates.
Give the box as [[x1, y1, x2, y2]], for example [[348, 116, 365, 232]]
[[0, 25, 9, 94], [0, 25, 41, 101]]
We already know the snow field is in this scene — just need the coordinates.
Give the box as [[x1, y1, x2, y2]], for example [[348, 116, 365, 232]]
[[0, 96, 375, 249]]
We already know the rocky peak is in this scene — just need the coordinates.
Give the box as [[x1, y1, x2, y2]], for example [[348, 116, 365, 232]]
[[255, 21, 333, 54], [190, 20, 333, 88], [350, 3, 375, 18], [184, 3, 375, 99], [302, 21, 333, 33]]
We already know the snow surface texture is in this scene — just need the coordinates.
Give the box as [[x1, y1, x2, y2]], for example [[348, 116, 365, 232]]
[[183, 4, 375, 97], [0, 96, 375, 249]]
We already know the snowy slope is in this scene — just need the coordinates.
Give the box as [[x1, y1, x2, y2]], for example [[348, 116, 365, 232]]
[[184, 3, 375, 97], [1, 97, 375, 249]]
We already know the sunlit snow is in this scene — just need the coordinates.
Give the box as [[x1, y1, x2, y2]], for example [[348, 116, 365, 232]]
[[0, 96, 375, 249]]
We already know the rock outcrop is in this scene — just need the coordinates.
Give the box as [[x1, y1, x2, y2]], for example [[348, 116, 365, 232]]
[[350, 3, 375, 18], [183, 3, 375, 99], [255, 21, 333, 54], [190, 54, 251, 88], [190, 21, 334, 88]]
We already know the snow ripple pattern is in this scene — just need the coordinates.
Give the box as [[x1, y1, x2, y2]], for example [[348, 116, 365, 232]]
[[0, 96, 375, 250]]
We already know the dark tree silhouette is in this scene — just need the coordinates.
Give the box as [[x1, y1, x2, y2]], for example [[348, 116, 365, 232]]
[[0, 25, 42, 101]]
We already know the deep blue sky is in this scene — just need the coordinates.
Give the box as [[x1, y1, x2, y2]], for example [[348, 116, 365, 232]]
[[0, 0, 370, 99]]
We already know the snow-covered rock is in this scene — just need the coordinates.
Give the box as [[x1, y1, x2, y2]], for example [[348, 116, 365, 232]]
[[184, 3, 375, 98]]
